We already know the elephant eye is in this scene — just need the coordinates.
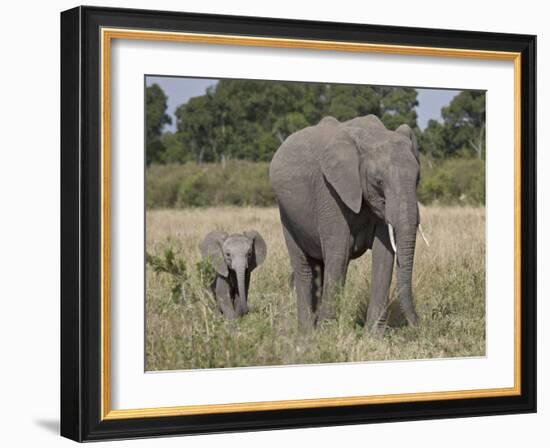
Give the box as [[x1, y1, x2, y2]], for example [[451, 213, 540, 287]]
[[375, 178, 383, 187]]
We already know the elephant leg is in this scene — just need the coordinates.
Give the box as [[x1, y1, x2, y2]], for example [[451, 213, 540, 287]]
[[214, 277, 238, 319], [366, 222, 395, 334], [282, 225, 316, 330], [317, 253, 347, 324]]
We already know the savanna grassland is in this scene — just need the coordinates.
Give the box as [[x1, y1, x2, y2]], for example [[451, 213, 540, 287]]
[[145, 205, 485, 371]]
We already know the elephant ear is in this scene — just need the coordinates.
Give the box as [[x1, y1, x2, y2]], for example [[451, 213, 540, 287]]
[[244, 230, 267, 270], [320, 128, 363, 214], [395, 124, 420, 165], [199, 231, 228, 277]]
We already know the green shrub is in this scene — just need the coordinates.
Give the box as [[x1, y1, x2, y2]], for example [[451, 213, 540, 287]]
[[146, 247, 188, 303], [196, 258, 217, 289], [146, 159, 485, 209], [418, 158, 485, 206], [146, 161, 275, 208]]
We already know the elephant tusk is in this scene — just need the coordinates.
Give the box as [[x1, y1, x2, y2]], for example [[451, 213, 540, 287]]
[[387, 223, 397, 255], [418, 223, 430, 247]]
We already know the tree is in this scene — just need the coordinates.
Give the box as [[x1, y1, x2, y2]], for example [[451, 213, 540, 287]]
[[170, 80, 419, 164], [324, 84, 380, 121], [145, 83, 172, 164], [175, 92, 218, 163], [420, 119, 447, 160], [159, 131, 194, 164], [441, 91, 485, 159], [378, 87, 419, 130], [419, 91, 486, 160]]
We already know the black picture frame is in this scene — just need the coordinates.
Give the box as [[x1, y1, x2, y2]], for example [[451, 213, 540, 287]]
[[61, 5, 536, 442]]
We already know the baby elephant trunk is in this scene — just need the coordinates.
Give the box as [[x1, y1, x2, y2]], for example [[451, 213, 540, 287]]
[[234, 261, 249, 315]]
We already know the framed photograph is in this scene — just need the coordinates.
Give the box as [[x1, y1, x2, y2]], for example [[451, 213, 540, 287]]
[[60, 6, 536, 442]]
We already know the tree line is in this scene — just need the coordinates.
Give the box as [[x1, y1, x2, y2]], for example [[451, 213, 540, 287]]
[[146, 79, 485, 165]]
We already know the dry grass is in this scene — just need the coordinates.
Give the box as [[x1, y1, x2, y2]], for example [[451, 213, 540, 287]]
[[145, 206, 485, 371]]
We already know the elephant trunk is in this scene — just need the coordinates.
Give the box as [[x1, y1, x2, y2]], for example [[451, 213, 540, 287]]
[[393, 188, 419, 327], [234, 260, 249, 316]]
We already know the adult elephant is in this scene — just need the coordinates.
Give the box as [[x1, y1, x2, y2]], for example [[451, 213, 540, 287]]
[[269, 114, 427, 333]]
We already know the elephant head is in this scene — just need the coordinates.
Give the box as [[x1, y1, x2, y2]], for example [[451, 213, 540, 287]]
[[199, 230, 267, 315], [320, 115, 421, 326]]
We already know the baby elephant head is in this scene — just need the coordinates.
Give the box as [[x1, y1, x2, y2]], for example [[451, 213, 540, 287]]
[[199, 230, 267, 315]]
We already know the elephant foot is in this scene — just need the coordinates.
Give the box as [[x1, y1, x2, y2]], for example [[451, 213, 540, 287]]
[[234, 306, 249, 318], [221, 309, 239, 320], [399, 300, 419, 328], [297, 318, 315, 335], [365, 317, 387, 337], [405, 312, 419, 327], [368, 324, 387, 338], [316, 303, 337, 324]]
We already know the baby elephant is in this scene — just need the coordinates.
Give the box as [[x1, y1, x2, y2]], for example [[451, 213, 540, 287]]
[[199, 230, 267, 319]]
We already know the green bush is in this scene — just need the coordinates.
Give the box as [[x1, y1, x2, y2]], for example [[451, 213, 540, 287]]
[[146, 161, 275, 208], [196, 258, 217, 289], [418, 158, 485, 206], [146, 159, 485, 209], [146, 247, 188, 303]]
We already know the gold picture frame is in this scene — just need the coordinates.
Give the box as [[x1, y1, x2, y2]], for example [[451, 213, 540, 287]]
[[61, 6, 536, 442]]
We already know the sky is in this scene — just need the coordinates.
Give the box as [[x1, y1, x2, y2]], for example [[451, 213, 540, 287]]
[[146, 76, 462, 132]]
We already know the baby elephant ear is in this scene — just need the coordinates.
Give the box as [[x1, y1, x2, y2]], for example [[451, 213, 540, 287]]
[[199, 231, 228, 277], [395, 124, 420, 164], [320, 128, 363, 214], [244, 230, 267, 270]]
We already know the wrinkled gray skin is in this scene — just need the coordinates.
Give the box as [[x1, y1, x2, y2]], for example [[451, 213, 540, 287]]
[[199, 230, 267, 319], [269, 115, 421, 333]]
